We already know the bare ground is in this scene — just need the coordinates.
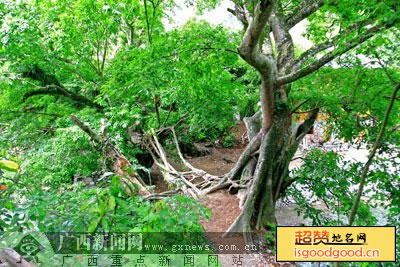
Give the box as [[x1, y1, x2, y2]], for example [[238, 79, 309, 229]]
[[189, 124, 296, 267], [151, 123, 297, 266]]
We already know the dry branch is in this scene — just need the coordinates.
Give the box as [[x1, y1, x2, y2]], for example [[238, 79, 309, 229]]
[[70, 115, 150, 196]]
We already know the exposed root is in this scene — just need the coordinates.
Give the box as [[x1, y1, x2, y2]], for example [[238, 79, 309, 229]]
[[142, 126, 256, 198], [142, 129, 222, 198], [144, 190, 180, 200], [202, 132, 262, 194], [224, 130, 272, 245], [223, 212, 253, 245], [141, 111, 263, 197]]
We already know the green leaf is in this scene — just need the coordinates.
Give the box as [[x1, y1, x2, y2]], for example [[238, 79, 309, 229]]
[[0, 160, 19, 172], [37, 207, 46, 221], [4, 200, 13, 210], [116, 198, 128, 209], [108, 195, 116, 210], [88, 217, 102, 233], [80, 200, 90, 211], [38, 222, 46, 231]]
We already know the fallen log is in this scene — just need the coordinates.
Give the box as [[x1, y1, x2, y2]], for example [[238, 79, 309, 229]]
[[70, 115, 150, 196]]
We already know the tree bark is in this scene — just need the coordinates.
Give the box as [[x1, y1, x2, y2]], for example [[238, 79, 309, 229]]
[[71, 115, 150, 196], [22, 65, 102, 111], [225, 105, 318, 238], [1, 248, 36, 267]]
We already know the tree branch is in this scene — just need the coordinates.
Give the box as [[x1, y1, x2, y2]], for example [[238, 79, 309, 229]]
[[100, 37, 109, 74], [276, 23, 391, 86], [238, 0, 276, 131], [269, 3, 294, 74], [71, 115, 150, 196], [285, 0, 326, 30], [22, 66, 103, 111], [24, 85, 103, 111], [291, 98, 311, 113], [0, 110, 61, 117], [348, 83, 400, 225], [238, 1, 275, 68], [295, 108, 319, 140], [70, 114, 104, 144], [227, 4, 249, 30], [143, 0, 152, 44], [292, 22, 369, 70], [293, 42, 334, 70]]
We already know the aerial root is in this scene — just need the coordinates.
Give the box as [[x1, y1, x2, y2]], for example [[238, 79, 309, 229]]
[[142, 127, 253, 198]]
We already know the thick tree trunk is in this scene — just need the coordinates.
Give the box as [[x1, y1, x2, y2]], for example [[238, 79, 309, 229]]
[[241, 111, 261, 183], [225, 103, 318, 241], [222, 0, 392, 245], [237, 112, 261, 207], [254, 98, 292, 228]]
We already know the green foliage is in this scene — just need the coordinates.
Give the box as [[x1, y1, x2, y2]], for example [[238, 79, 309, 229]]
[[22, 125, 100, 186], [222, 132, 236, 148], [1, 1, 399, 265], [0, 174, 210, 233], [264, 222, 277, 255], [0, 159, 19, 172], [291, 67, 400, 146], [288, 150, 369, 226], [287, 148, 400, 266], [183, 0, 221, 13], [0, 2, 229, 243], [302, 0, 399, 49], [288, 149, 399, 227], [101, 20, 246, 141]]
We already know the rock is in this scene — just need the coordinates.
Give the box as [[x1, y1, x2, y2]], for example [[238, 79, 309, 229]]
[[194, 143, 211, 156]]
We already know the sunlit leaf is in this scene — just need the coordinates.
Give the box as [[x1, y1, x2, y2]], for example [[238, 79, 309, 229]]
[[0, 160, 19, 172]]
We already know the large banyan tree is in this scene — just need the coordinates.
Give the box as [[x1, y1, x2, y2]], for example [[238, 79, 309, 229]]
[[199, 0, 400, 243], [1, 0, 399, 244]]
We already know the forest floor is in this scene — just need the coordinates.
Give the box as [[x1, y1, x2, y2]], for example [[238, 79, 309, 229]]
[[192, 124, 298, 266], [152, 123, 297, 266]]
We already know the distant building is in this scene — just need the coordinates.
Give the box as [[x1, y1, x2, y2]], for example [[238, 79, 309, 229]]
[[295, 113, 348, 152]]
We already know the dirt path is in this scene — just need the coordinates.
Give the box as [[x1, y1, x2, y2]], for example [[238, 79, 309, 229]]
[[150, 123, 297, 266], [188, 124, 245, 233], [186, 124, 295, 267], [199, 190, 241, 232]]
